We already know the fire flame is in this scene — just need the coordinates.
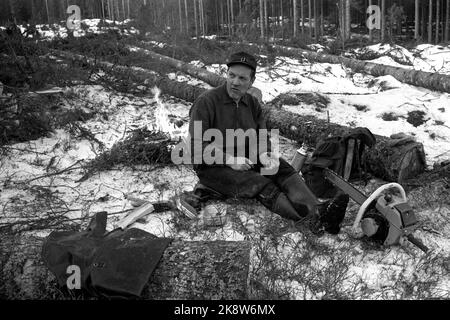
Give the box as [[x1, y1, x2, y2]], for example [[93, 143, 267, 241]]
[[151, 86, 178, 138]]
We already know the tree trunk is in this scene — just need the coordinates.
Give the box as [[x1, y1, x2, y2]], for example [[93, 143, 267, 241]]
[[436, 0, 440, 44], [429, 0, 433, 43], [369, 0, 373, 41], [194, 0, 199, 38], [145, 240, 250, 299], [446, 0, 449, 42], [184, 0, 189, 34], [345, 0, 351, 39], [320, 0, 324, 39], [230, 0, 234, 35], [381, 0, 386, 41], [308, 0, 312, 37], [264, 0, 268, 35], [178, 0, 182, 33], [293, 0, 297, 37], [301, 0, 304, 34], [56, 49, 427, 183], [339, 0, 345, 40], [254, 42, 450, 94], [200, 0, 205, 36], [314, 0, 318, 40], [415, 0, 420, 39], [125, 46, 225, 86], [116, 0, 120, 21], [101, 0, 105, 21], [0, 235, 250, 300], [45, 0, 50, 24], [280, 0, 284, 39], [260, 0, 265, 38]]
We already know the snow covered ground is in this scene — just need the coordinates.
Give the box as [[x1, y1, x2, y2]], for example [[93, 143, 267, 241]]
[[1, 20, 449, 299]]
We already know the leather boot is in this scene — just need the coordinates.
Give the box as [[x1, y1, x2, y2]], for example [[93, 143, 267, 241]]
[[317, 191, 349, 234], [280, 173, 321, 217], [256, 182, 303, 221]]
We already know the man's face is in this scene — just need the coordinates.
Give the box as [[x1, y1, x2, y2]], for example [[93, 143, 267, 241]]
[[226, 64, 254, 101]]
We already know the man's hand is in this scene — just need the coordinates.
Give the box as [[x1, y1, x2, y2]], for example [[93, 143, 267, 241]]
[[226, 156, 254, 171], [259, 152, 280, 175]]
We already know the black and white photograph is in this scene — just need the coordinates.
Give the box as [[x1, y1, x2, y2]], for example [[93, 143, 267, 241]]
[[0, 0, 449, 308]]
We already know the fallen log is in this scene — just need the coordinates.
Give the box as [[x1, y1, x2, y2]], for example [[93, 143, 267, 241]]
[[0, 234, 250, 299], [219, 41, 450, 94], [126, 46, 226, 87], [54, 50, 426, 182]]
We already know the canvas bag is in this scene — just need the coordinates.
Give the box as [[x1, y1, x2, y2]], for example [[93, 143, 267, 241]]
[[301, 127, 376, 198]]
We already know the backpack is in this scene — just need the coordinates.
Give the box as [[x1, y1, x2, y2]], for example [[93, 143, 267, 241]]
[[301, 127, 376, 199]]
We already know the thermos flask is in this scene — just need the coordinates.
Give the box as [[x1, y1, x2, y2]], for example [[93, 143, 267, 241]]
[[291, 143, 308, 172]]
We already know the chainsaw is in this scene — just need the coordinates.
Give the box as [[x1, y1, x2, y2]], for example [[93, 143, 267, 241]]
[[323, 168, 429, 253]]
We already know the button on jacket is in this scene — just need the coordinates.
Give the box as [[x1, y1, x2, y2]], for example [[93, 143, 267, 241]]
[[188, 83, 270, 166]]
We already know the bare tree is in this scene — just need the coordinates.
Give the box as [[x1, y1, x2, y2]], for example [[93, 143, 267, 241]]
[[184, 0, 189, 34], [114, 0, 120, 21], [301, 0, 304, 34], [446, 0, 449, 42], [293, 0, 298, 37], [200, 0, 205, 36], [45, 0, 50, 23], [381, 0, 386, 41], [415, 0, 419, 39], [230, 0, 234, 35], [314, 0, 318, 39], [178, 0, 183, 33], [436, 0, 440, 43], [308, 0, 312, 37], [320, 0, 324, 39], [194, 0, 199, 38], [428, 0, 433, 43], [260, 0, 265, 38], [264, 0, 268, 34], [345, 0, 350, 39]]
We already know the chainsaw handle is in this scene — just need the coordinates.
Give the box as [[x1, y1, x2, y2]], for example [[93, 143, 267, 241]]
[[407, 234, 429, 253], [353, 183, 407, 230]]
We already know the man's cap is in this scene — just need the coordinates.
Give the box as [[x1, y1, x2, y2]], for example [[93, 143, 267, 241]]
[[226, 51, 257, 71]]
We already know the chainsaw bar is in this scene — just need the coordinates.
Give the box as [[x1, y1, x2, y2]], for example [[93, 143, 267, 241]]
[[323, 168, 368, 205]]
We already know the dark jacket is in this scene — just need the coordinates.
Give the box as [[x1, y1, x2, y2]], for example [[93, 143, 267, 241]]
[[188, 83, 271, 167]]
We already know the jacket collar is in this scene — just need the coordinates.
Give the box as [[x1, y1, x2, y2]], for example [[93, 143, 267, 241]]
[[219, 83, 250, 107]]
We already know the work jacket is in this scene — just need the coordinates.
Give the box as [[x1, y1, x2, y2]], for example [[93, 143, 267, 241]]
[[188, 83, 271, 168]]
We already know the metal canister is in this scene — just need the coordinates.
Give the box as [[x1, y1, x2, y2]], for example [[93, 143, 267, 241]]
[[290, 143, 308, 172]]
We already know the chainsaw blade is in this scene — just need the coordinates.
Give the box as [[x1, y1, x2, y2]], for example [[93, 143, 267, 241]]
[[323, 168, 368, 205]]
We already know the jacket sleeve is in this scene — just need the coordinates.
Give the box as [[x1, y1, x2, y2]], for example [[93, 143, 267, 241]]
[[188, 96, 233, 165], [253, 98, 272, 155]]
